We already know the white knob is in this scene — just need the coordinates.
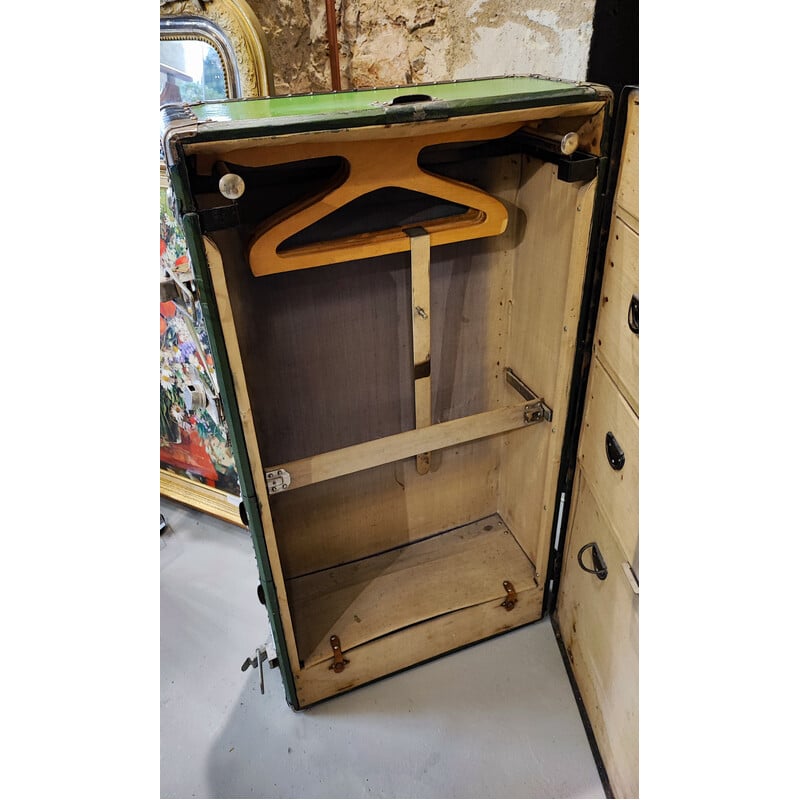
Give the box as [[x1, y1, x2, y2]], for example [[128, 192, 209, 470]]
[[560, 132, 579, 155], [219, 172, 245, 200]]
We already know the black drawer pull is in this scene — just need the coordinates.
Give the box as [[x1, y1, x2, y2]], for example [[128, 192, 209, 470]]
[[605, 431, 625, 470], [577, 542, 608, 580], [628, 294, 639, 335]]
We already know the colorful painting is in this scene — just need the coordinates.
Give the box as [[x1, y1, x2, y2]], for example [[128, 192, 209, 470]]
[[160, 184, 240, 495]]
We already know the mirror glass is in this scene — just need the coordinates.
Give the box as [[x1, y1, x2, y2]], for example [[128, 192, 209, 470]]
[[160, 39, 227, 105]]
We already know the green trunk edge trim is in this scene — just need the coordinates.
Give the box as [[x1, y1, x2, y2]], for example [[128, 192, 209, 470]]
[[180, 77, 601, 143], [181, 212, 300, 711]]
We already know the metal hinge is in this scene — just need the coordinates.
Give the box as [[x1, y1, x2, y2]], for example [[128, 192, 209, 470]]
[[500, 580, 518, 611], [505, 368, 553, 424], [265, 468, 291, 494], [523, 400, 552, 424], [329, 635, 349, 673]]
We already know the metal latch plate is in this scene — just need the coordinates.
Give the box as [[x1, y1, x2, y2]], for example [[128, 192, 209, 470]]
[[265, 468, 291, 494]]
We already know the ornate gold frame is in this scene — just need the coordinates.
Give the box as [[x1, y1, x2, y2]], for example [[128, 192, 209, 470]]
[[160, 0, 274, 98], [161, 0, 272, 526]]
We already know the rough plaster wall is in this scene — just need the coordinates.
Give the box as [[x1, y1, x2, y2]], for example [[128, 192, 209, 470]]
[[453, 1, 596, 82], [249, 0, 595, 94], [251, 0, 331, 93]]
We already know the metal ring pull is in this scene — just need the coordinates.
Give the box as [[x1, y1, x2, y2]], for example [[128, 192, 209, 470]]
[[577, 542, 608, 580], [628, 294, 639, 335]]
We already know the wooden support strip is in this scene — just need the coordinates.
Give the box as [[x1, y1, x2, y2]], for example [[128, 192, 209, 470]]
[[414, 377, 432, 473], [408, 228, 432, 474], [266, 400, 536, 492], [203, 236, 303, 673]]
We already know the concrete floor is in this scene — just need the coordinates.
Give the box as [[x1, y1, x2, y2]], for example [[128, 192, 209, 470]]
[[160, 497, 605, 799]]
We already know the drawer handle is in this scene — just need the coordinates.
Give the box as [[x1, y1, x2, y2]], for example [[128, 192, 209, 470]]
[[577, 542, 608, 580], [628, 294, 639, 335], [605, 431, 625, 470]]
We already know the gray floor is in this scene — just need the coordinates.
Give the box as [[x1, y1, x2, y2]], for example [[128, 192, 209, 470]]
[[160, 497, 604, 799]]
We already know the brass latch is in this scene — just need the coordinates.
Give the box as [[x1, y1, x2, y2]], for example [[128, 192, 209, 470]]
[[329, 635, 349, 673], [501, 580, 517, 611]]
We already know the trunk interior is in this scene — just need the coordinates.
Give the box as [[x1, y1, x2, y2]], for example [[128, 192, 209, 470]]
[[189, 108, 602, 706]]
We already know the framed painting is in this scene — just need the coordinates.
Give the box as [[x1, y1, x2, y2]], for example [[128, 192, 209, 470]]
[[160, 0, 273, 524]]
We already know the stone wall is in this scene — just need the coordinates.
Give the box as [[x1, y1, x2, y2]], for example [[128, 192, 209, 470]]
[[249, 0, 596, 95]]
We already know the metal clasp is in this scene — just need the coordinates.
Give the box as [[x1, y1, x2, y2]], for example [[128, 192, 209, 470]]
[[500, 580, 518, 611], [329, 635, 349, 673]]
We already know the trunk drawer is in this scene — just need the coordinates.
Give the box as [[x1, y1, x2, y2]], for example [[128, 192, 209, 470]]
[[577, 358, 638, 564], [594, 217, 639, 414], [556, 472, 638, 798]]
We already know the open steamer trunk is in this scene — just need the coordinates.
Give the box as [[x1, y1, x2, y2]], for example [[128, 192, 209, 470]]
[[164, 79, 612, 709]]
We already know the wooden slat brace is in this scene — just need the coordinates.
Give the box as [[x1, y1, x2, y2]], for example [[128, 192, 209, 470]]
[[264, 400, 538, 492], [407, 227, 432, 475]]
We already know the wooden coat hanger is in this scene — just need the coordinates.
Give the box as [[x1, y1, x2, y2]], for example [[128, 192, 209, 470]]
[[231, 122, 523, 276]]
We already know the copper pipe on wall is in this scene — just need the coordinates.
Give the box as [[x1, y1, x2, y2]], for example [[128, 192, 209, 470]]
[[325, 0, 342, 90]]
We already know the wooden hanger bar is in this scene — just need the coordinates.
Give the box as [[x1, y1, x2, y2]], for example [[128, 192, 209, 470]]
[[233, 122, 522, 276]]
